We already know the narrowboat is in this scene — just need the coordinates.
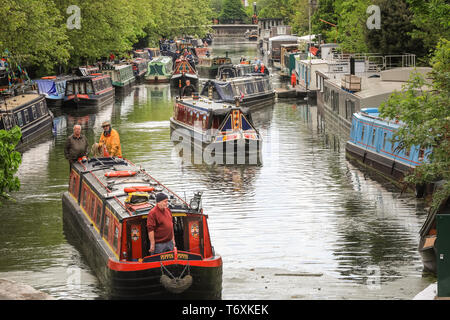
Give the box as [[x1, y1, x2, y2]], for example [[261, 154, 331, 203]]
[[171, 56, 199, 90], [145, 56, 173, 84], [170, 94, 262, 165], [35, 75, 74, 106], [196, 56, 232, 79], [248, 30, 258, 41], [200, 75, 275, 110], [0, 93, 54, 149], [345, 108, 432, 197], [76, 65, 100, 76], [145, 48, 161, 60], [61, 157, 222, 299], [99, 63, 136, 90], [216, 63, 257, 80], [63, 74, 114, 107], [418, 194, 450, 275], [130, 58, 149, 82]]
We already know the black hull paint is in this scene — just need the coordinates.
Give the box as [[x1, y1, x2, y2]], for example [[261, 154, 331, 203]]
[[63, 91, 115, 108], [62, 192, 222, 299], [16, 114, 54, 151]]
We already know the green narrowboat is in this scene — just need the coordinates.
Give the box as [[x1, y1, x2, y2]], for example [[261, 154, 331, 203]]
[[100, 64, 136, 90], [145, 56, 173, 84]]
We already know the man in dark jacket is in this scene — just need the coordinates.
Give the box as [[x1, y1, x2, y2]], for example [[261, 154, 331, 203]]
[[181, 79, 196, 97], [64, 124, 89, 166]]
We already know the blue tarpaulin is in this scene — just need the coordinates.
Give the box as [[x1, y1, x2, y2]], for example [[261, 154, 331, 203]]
[[35, 79, 57, 96]]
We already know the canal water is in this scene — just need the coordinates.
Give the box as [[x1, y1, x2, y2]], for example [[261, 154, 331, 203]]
[[0, 40, 435, 299]]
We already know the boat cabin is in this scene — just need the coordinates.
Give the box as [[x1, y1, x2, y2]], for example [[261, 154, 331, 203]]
[[216, 64, 257, 80], [131, 58, 148, 79], [100, 63, 136, 88], [35, 75, 74, 106], [64, 74, 114, 106], [171, 57, 198, 88], [145, 56, 173, 83], [67, 157, 215, 262]]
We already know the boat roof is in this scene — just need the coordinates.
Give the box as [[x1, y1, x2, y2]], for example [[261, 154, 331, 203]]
[[72, 158, 196, 221], [149, 56, 172, 65], [177, 96, 250, 115], [353, 107, 402, 129], [0, 93, 43, 111]]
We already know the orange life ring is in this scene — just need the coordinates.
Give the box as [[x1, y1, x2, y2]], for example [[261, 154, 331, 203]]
[[124, 186, 155, 193], [105, 171, 137, 178], [41, 76, 57, 79]]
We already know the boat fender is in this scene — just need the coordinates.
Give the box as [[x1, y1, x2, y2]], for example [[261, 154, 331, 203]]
[[104, 171, 137, 178], [160, 274, 193, 294]]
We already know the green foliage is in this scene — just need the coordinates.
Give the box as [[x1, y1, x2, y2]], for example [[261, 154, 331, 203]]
[[379, 39, 450, 193], [219, 0, 248, 23], [0, 126, 22, 204], [407, 0, 450, 54], [365, 0, 427, 56]]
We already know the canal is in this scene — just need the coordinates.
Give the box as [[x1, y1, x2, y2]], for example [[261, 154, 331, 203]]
[[0, 40, 435, 299]]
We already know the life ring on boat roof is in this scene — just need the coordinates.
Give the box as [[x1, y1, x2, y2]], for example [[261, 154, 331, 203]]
[[104, 170, 137, 178], [124, 186, 155, 193]]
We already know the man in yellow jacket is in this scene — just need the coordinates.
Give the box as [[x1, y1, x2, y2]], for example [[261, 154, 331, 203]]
[[99, 121, 122, 157]]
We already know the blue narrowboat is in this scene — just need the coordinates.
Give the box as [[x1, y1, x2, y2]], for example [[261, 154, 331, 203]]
[[345, 108, 431, 197], [35, 75, 74, 107]]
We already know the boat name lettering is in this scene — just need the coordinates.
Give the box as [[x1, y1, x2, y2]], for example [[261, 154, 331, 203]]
[[177, 253, 188, 260], [160, 253, 174, 260]]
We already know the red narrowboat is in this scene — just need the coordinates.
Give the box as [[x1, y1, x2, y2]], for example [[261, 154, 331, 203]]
[[62, 157, 222, 299]]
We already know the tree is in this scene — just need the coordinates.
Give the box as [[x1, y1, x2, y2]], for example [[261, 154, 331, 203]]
[[219, 0, 248, 23], [365, 0, 427, 57], [0, 0, 71, 74], [0, 126, 22, 204], [379, 39, 450, 209]]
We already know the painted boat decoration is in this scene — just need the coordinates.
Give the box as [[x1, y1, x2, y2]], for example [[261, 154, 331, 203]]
[[200, 75, 275, 110], [171, 56, 198, 90], [170, 94, 262, 165], [145, 56, 173, 84], [0, 93, 54, 149], [63, 74, 114, 107], [62, 157, 222, 299], [345, 108, 432, 197]]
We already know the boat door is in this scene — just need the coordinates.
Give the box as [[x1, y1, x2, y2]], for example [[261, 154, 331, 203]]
[[127, 219, 145, 260]]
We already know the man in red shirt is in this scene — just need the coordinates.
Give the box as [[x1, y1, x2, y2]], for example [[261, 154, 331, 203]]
[[147, 193, 176, 254]]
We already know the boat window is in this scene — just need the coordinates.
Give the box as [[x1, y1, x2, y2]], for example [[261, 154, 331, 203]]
[[96, 204, 102, 226], [113, 226, 119, 250], [82, 188, 88, 209], [40, 102, 47, 116], [371, 128, 376, 145], [405, 147, 410, 158], [23, 110, 29, 124], [382, 132, 387, 149], [66, 82, 73, 95], [90, 197, 96, 219], [256, 79, 264, 92], [245, 82, 254, 94], [86, 82, 94, 94], [31, 105, 37, 119], [16, 112, 23, 126], [103, 214, 110, 239], [70, 175, 78, 196], [361, 125, 365, 141]]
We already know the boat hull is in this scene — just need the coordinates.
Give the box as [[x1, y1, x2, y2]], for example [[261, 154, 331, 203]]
[[63, 91, 115, 108], [170, 118, 262, 165], [145, 75, 170, 84], [418, 239, 437, 275], [62, 191, 222, 299]]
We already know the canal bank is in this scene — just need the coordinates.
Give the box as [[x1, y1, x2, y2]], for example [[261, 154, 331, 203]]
[[0, 40, 436, 299]]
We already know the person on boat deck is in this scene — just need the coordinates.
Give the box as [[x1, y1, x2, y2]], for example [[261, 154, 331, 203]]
[[259, 63, 269, 75], [98, 121, 122, 157], [64, 124, 88, 166], [147, 193, 176, 255], [181, 79, 195, 97]]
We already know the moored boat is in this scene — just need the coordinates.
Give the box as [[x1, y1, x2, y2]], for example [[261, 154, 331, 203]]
[[145, 56, 173, 84], [170, 94, 262, 165], [418, 194, 450, 275], [99, 63, 136, 90], [171, 56, 199, 90], [130, 58, 149, 82], [216, 63, 257, 80], [63, 74, 114, 107], [35, 75, 74, 106], [0, 93, 54, 149], [345, 108, 432, 197], [196, 56, 232, 79], [200, 75, 275, 111], [62, 157, 222, 299]]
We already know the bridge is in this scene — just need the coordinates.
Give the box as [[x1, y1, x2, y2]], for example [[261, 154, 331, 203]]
[[210, 24, 258, 38]]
